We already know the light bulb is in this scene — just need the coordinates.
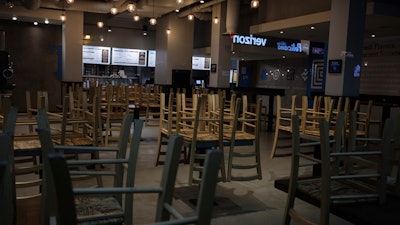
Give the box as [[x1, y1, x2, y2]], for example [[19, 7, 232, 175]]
[[149, 17, 157, 25], [188, 14, 194, 21], [66, 0, 74, 4], [250, 0, 259, 8], [110, 7, 118, 15], [176, 0, 183, 4], [133, 14, 140, 21], [127, 3, 136, 13], [60, 14, 66, 22], [166, 29, 171, 35], [97, 21, 104, 28], [213, 17, 219, 24]]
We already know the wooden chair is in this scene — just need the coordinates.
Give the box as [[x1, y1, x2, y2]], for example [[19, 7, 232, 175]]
[[178, 94, 225, 185], [37, 113, 144, 225], [154, 92, 188, 166], [0, 134, 14, 225], [282, 112, 392, 225], [300, 96, 335, 136], [45, 140, 222, 225], [1, 106, 43, 225], [225, 96, 262, 181], [101, 83, 130, 146], [143, 84, 162, 127], [270, 95, 297, 158]]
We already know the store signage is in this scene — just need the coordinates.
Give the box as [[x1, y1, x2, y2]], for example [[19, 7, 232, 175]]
[[83, 45, 111, 65], [192, 56, 211, 70], [232, 34, 267, 47], [277, 41, 302, 52]]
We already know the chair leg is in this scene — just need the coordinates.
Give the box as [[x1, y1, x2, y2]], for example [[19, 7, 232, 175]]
[[270, 128, 280, 159]]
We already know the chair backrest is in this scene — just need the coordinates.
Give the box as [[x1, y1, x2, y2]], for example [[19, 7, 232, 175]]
[[0, 134, 14, 225]]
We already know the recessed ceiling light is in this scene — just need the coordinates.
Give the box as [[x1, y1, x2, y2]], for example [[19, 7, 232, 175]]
[[282, 55, 286, 59], [33, 21, 38, 25], [12, 16, 17, 20], [45, 18, 49, 24], [310, 26, 315, 30], [279, 30, 284, 34], [371, 34, 376, 38], [200, 0, 205, 3], [175, 9, 180, 12]]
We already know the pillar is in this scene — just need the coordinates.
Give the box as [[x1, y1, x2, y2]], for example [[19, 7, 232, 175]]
[[325, 0, 367, 96], [62, 11, 84, 82], [209, 2, 231, 88], [155, 14, 194, 85]]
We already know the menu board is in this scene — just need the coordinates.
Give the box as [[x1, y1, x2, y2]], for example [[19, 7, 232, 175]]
[[111, 48, 147, 67], [148, 50, 156, 67], [82, 45, 111, 65], [192, 56, 211, 70]]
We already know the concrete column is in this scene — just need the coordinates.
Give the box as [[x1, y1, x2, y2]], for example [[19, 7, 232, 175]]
[[325, 0, 367, 96], [155, 14, 194, 85], [209, 3, 231, 88], [62, 11, 83, 82]]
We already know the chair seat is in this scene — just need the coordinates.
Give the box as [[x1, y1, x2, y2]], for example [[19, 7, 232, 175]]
[[75, 196, 123, 225], [298, 179, 379, 204]]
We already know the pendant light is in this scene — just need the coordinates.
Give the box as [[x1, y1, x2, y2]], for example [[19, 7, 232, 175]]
[[127, 2, 136, 13], [250, 0, 259, 8], [110, 6, 118, 15], [149, 0, 157, 25]]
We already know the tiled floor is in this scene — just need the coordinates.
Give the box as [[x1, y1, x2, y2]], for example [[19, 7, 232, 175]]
[[128, 125, 353, 225]]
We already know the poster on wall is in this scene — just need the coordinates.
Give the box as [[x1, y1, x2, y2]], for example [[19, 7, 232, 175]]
[[111, 48, 147, 67], [148, 50, 156, 67], [82, 45, 111, 65], [192, 56, 211, 70]]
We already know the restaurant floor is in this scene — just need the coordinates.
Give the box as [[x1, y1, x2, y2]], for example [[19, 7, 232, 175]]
[[122, 125, 353, 225]]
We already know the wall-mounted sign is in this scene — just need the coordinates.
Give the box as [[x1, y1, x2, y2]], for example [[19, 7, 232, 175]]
[[276, 40, 310, 55], [232, 34, 267, 47], [148, 50, 156, 67], [111, 48, 147, 67], [328, 59, 342, 73], [83, 45, 111, 65], [192, 56, 211, 70]]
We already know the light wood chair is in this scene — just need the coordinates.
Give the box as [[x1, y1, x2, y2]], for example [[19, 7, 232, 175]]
[[270, 95, 297, 158], [45, 142, 222, 225], [144, 84, 162, 127], [154, 92, 188, 166], [225, 96, 262, 181], [178, 94, 225, 185], [282, 112, 392, 225]]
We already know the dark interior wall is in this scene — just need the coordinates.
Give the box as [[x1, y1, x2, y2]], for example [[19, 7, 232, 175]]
[[0, 20, 62, 112]]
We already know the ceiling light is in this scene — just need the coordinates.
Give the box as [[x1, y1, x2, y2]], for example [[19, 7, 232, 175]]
[[33, 21, 38, 26], [6, 0, 14, 8], [66, 0, 74, 4], [100, 37, 104, 42], [97, 21, 104, 28], [149, 17, 157, 25], [133, 14, 140, 21], [213, 17, 219, 24], [166, 29, 171, 35], [149, 0, 157, 25], [107, 26, 112, 32], [175, 9, 180, 12], [110, 6, 118, 15], [200, 0, 204, 3], [280, 30, 284, 34], [188, 14, 194, 21], [60, 13, 66, 22], [282, 55, 286, 59], [310, 26, 315, 30], [371, 34, 376, 38], [84, 34, 91, 40], [127, 2, 136, 13], [12, 16, 17, 21], [143, 31, 147, 36], [176, 0, 183, 4], [250, 0, 259, 8], [44, 18, 49, 24]]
